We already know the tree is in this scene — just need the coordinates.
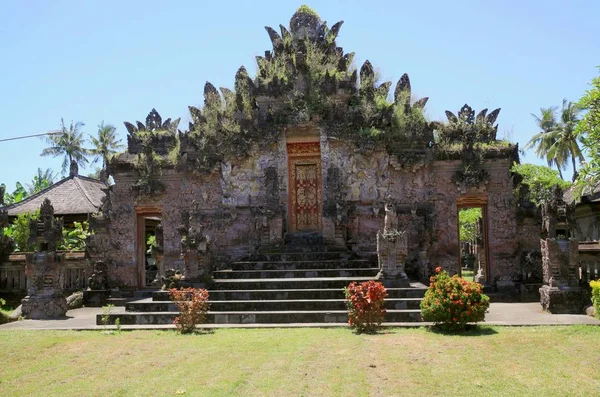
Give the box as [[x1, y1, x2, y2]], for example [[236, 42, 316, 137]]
[[1, 182, 28, 205], [89, 121, 123, 171], [525, 107, 564, 179], [546, 99, 584, 181], [575, 69, 600, 196], [526, 100, 584, 181], [26, 168, 56, 194], [511, 163, 571, 205], [40, 119, 89, 174]]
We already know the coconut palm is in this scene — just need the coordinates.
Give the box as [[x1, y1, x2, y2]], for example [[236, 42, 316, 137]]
[[546, 99, 584, 181], [89, 121, 124, 170], [525, 107, 564, 179], [41, 119, 89, 174]]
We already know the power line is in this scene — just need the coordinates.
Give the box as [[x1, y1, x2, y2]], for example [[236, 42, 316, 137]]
[[0, 131, 62, 143]]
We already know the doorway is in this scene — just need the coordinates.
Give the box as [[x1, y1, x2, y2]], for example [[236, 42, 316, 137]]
[[287, 140, 323, 232], [457, 198, 490, 284], [136, 208, 162, 288]]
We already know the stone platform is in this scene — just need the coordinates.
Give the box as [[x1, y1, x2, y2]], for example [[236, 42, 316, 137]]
[[97, 248, 428, 326]]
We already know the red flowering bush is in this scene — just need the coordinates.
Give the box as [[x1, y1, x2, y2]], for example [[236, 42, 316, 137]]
[[420, 267, 490, 331], [169, 288, 210, 334], [344, 281, 387, 333]]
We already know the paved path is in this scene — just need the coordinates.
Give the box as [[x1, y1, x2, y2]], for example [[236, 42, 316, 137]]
[[1, 302, 598, 330]]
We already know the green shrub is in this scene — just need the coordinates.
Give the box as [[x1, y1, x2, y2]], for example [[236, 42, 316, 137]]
[[420, 267, 490, 331], [3, 210, 39, 252], [344, 281, 387, 334], [591, 280, 600, 319]]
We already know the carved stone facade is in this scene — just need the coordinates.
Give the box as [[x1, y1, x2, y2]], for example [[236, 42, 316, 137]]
[[89, 7, 535, 290]]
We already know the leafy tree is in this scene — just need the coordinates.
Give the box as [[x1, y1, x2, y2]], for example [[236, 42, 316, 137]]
[[526, 100, 584, 181], [1, 182, 28, 205], [89, 121, 123, 171], [511, 163, 571, 205], [574, 69, 600, 197], [525, 107, 564, 179], [26, 168, 56, 194], [459, 208, 482, 245], [546, 99, 584, 181], [41, 119, 89, 174], [2, 210, 39, 252]]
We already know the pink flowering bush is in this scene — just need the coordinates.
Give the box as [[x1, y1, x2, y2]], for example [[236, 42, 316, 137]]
[[420, 267, 490, 331]]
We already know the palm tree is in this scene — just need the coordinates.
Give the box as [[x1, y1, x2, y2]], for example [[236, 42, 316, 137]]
[[525, 107, 565, 179], [89, 122, 124, 170], [41, 119, 89, 174], [26, 168, 56, 194], [547, 99, 584, 181]]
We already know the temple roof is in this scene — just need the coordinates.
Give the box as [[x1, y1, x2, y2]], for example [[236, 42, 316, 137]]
[[3, 175, 106, 217]]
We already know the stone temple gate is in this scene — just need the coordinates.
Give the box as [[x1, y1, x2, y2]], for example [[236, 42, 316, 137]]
[[86, 6, 540, 301]]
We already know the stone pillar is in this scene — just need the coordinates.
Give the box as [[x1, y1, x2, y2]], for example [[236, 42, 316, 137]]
[[539, 239, 586, 313], [538, 187, 586, 314], [21, 199, 68, 319]]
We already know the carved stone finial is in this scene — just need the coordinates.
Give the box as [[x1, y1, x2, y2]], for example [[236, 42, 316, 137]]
[[69, 160, 78, 177], [290, 5, 323, 41], [29, 198, 63, 252]]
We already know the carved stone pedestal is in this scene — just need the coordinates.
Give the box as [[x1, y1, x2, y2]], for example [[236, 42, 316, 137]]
[[21, 294, 68, 319], [377, 230, 409, 288], [539, 285, 587, 314], [22, 252, 68, 319]]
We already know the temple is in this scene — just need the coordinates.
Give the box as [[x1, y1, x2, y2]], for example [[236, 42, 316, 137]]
[[87, 6, 534, 293]]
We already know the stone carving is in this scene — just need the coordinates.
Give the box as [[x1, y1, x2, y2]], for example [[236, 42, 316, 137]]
[[178, 210, 210, 281], [87, 260, 108, 290], [21, 199, 68, 319], [29, 198, 63, 252], [377, 201, 408, 286], [538, 187, 586, 313], [161, 269, 187, 291]]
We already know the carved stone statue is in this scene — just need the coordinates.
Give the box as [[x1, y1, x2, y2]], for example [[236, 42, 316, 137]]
[[383, 202, 398, 234], [87, 260, 108, 290], [161, 269, 188, 290], [377, 200, 408, 286]]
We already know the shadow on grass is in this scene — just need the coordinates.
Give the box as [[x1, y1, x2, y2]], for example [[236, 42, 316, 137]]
[[427, 324, 498, 336]]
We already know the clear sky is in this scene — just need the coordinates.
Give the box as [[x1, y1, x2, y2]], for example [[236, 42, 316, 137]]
[[1, 0, 598, 192]]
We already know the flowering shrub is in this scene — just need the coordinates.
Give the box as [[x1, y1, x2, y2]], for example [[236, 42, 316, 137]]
[[420, 267, 490, 331], [169, 288, 210, 334], [344, 281, 387, 333], [591, 280, 600, 319]]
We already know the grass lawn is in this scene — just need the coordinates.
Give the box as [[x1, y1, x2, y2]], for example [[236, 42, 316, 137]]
[[0, 326, 599, 396]]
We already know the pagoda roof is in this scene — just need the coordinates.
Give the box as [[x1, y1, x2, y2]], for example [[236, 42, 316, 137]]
[[3, 175, 106, 217]]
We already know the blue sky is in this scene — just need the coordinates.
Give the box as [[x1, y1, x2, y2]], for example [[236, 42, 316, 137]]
[[1, 0, 598, 192]]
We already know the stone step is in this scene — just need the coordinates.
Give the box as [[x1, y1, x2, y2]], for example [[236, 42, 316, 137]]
[[98, 309, 422, 325], [153, 287, 427, 301], [231, 259, 373, 271], [247, 251, 351, 262], [127, 297, 422, 312], [212, 268, 380, 279], [133, 290, 158, 299], [212, 277, 378, 290], [106, 297, 127, 307]]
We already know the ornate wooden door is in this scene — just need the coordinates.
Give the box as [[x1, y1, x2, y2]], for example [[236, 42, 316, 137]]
[[287, 141, 322, 232]]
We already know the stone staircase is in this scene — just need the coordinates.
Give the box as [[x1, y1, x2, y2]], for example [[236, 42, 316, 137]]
[[98, 248, 427, 326]]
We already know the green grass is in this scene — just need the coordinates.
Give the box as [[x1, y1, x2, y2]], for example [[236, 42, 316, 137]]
[[0, 326, 598, 396], [461, 269, 474, 282]]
